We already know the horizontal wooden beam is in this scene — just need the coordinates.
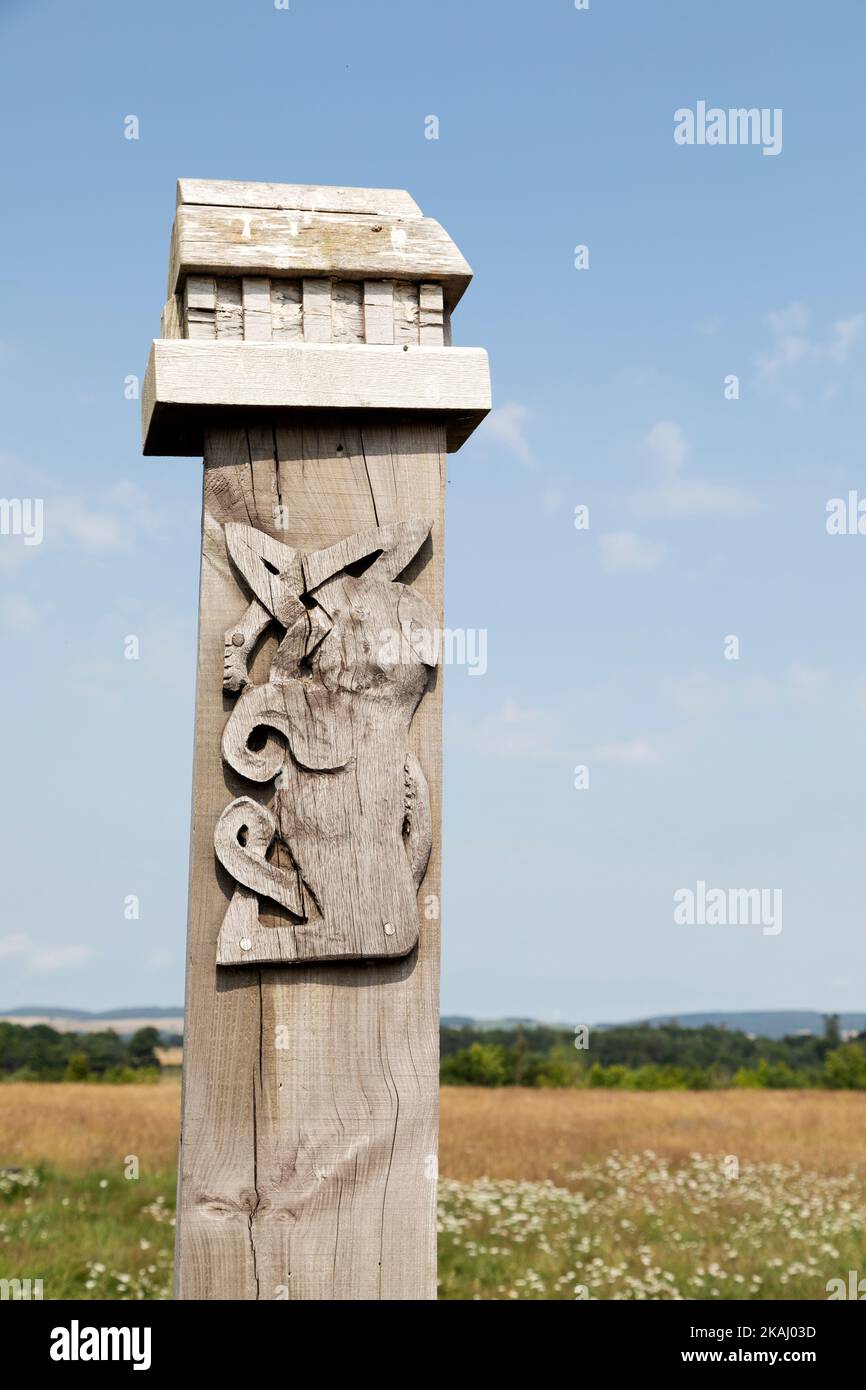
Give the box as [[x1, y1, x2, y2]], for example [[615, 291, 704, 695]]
[[168, 205, 472, 309], [177, 179, 423, 219], [141, 341, 491, 455]]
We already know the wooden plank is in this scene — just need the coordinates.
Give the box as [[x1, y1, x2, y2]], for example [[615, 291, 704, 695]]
[[178, 179, 423, 219], [143, 339, 491, 426], [331, 281, 364, 344], [161, 295, 182, 339], [364, 281, 394, 344], [184, 276, 216, 339], [176, 419, 443, 1299], [419, 283, 445, 346], [242, 277, 272, 341], [302, 279, 332, 343], [215, 279, 243, 340], [169, 206, 472, 310], [393, 281, 420, 346], [270, 281, 302, 342]]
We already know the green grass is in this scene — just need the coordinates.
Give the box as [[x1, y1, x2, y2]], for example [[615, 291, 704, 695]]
[[0, 1167, 175, 1300], [3, 1153, 865, 1300]]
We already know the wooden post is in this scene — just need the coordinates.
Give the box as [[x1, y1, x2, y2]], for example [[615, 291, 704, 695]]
[[142, 180, 490, 1300]]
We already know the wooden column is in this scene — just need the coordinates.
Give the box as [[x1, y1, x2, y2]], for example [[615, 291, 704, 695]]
[[142, 180, 490, 1301]]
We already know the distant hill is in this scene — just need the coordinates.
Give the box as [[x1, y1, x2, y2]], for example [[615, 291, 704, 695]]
[[0, 1007, 185, 1038], [4, 1008, 864, 1043], [1, 1007, 184, 1020], [443, 1011, 866, 1041]]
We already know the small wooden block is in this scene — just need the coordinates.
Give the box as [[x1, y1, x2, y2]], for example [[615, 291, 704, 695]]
[[364, 281, 394, 344], [184, 276, 216, 339], [419, 283, 445, 346], [393, 281, 419, 345], [242, 277, 272, 340], [215, 279, 243, 340], [302, 278, 332, 343], [271, 281, 302, 341], [332, 281, 364, 344]]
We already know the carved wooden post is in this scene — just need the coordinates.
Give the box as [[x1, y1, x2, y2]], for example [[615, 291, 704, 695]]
[[142, 180, 490, 1300]]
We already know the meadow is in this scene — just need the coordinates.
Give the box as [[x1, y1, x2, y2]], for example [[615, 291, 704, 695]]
[[2, 1083, 865, 1300]]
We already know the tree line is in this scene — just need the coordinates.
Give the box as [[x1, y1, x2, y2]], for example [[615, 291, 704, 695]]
[[5, 1016, 866, 1089], [440, 1017, 866, 1089], [0, 1022, 162, 1081]]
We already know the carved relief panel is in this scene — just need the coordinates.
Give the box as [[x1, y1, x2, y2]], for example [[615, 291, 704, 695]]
[[214, 518, 438, 966]]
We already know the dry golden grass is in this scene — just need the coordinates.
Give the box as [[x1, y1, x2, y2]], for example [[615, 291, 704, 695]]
[[0, 1082, 182, 1173], [2, 1082, 866, 1181], [439, 1087, 866, 1181]]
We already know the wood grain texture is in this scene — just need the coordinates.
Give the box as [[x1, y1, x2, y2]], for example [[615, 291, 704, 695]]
[[176, 420, 444, 1300], [143, 340, 491, 419], [168, 205, 471, 309], [364, 281, 394, 345], [215, 278, 243, 340], [270, 281, 302, 342], [214, 517, 437, 965], [241, 278, 272, 341], [177, 179, 423, 219], [301, 279, 332, 343]]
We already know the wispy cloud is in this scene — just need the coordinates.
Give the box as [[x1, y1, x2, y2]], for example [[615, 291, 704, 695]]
[[592, 739, 663, 768], [757, 302, 865, 383], [788, 662, 829, 701], [476, 699, 559, 760], [0, 595, 39, 631], [485, 402, 533, 466], [630, 421, 757, 520], [599, 530, 664, 574], [0, 934, 94, 972]]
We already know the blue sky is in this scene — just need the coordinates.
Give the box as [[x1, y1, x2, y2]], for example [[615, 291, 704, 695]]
[[1, 0, 865, 1022]]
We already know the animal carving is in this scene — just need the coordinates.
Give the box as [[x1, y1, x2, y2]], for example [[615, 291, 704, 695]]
[[214, 517, 438, 965]]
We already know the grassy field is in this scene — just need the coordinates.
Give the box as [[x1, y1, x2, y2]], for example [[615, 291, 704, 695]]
[[2, 1082, 865, 1300]]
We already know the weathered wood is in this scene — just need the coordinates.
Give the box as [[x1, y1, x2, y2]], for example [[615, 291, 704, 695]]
[[215, 278, 243, 340], [331, 280, 365, 344], [178, 179, 423, 219], [184, 276, 216, 339], [419, 283, 445, 347], [168, 205, 472, 309], [270, 280, 302, 342], [393, 281, 420, 346], [161, 295, 183, 339], [213, 515, 437, 966], [145, 180, 489, 1304], [241, 277, 272, 341], [364, 281, 394, 344], [177, 420, 444, 1299], [141, 341, 492, 455], [301, 278, 331, 343]]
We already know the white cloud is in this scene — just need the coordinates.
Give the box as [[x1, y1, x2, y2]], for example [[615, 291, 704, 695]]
[[631, 421, 757, 520], [592, 739, 662, 768], [757, 303, 865, 381], [486, 402, 533, 466], [476, 699, 558, 760], [788, 663, 829, 700], [827, 313, 866, 366], [52, 498, 126, 552], [599, 530, 663, 574], [0, 933, 93, 972], [670, 672, 727, 719], [0, 596, 38, 631], [0, 934, 30, 960]]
